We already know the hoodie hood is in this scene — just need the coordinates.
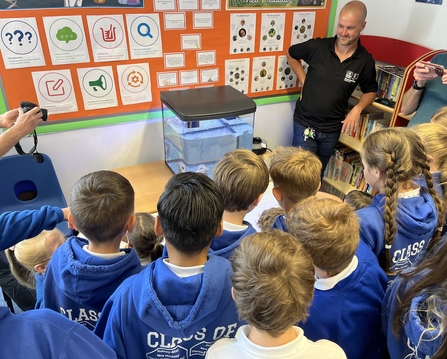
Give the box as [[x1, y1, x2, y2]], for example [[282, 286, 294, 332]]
[[42, 236, 142, 330], [271, 214, 288, 232], [404, 294, 444, 357], [209, 221, 256, 259]]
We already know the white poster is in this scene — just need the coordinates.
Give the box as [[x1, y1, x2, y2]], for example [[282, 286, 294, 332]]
[[117, 63, 152, 105], [32, 70, 78, 114], [251, 56, 275, 93], [230, 14, 256, 55], [259, 13, 285, 53], [291, 12, 315, 46], [276, 55, 297, 90], [0, 18, 45, 69], [43, 16, 90, 65], [127, 14, 163, 59], [225, 58, 249, 94], [87, 15, 128, 62], [77, 66, 118, 110]]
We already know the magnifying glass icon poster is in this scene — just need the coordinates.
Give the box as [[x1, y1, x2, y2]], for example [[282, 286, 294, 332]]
[[138, 23, 153, 38]]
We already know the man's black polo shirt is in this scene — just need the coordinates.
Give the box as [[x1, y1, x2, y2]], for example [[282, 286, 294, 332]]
[[289, 36, 377, 133]]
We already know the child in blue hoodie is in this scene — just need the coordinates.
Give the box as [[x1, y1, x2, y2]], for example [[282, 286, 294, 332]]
[[357, 128, 443, 279], [0, 208, 116, 359], [209, 149, 269, 259], [288, 197, 387, 359], [39, 170, 142, 330], [95, 172, 243, 359], [383, 237, 447, 359]]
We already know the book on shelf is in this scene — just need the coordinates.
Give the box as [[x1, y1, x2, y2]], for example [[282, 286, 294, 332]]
[[345, 109, 388, 141], [376, 65, 404, 104]]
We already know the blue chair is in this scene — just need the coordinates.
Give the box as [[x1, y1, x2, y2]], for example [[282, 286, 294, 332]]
[[0, 153, 69, 235]]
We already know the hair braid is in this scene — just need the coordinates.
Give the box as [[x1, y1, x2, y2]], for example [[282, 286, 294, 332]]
[[382, 154, 399, 274]]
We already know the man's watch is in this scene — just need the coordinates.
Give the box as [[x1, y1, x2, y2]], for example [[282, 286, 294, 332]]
[[412, 80, 425, 91]]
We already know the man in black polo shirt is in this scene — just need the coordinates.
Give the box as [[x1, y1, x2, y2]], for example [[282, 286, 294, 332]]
[[286, 0, 377, 175]]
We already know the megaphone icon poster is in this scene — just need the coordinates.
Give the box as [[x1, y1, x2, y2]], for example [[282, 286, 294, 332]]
[[80, 68, 114, 99]]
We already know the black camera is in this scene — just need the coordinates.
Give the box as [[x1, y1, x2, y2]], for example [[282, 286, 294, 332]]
[[20, 101, 48, 121]]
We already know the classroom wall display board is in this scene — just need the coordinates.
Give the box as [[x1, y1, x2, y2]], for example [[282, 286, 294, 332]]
[[0, 0, 332, 123]]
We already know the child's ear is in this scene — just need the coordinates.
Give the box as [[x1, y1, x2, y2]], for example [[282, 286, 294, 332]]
[[154, 216, 163, 236], [215, 220, 224, 237], [67, 212, 78, 231], [317, 181, 321, 191], [126, 214, 136, 233], [231, 287, 235, 300], [34, 263, 47, 274], [253, 193, 264, 207], [272, 186, 283, 202]]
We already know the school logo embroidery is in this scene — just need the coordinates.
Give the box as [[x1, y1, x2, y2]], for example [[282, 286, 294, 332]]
[[344, 70, 359, 83]]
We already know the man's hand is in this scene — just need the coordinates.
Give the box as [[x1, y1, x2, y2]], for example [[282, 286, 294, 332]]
[[0, 109, 19, 129], [14, 106, 43, 135], [413, 61, 440, 86], [341, 107, 361, 135]]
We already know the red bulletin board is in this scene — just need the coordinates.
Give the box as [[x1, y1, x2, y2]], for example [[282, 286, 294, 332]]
[[0, 1, 332, 123]]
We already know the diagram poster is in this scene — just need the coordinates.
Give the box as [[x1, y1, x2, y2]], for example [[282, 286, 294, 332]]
[[0, 18, 45, 69], [259, 13, 285, 52], [227, 0, 325, 10], [0, 0, 144, 9], [291, 11, 315, 45], [229, 13, 256, 54], [251, 55, 275, 93], [276, 55, 297, 90], [225, 58, 250, 94]]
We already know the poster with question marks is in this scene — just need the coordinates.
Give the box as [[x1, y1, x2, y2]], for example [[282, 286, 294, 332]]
[[0, 18, 45, 69], [43, 16, 90, 65]]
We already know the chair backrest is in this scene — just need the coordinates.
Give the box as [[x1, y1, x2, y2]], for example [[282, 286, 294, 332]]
[[0, 153, 69, 235]]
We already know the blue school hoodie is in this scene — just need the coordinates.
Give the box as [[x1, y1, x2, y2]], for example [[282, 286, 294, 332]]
[[209, 221, 256, 259], [383, 273, 444, 359], [357, 188, 438, 276], [0, 205, 63, 251], [94, 255, 243, 359], [0, 307, 116, 359], [271, 214, 288, 231], [298, 241, 388, 359], [40, 236, 142, 330]]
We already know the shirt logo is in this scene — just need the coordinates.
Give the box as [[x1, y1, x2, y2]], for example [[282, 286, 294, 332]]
[[344, 70, 359, 83]]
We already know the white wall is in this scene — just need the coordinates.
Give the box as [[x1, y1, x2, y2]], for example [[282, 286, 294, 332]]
[[3, 102, 294, 200], [333, 0, 447, 50]]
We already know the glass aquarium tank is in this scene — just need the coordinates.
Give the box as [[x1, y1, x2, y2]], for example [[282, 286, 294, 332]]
[[161, 86, 256, 178]]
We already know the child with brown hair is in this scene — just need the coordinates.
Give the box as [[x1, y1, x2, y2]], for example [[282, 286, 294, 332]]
[[267, 146, 340, 231], [206, 230, 346, 359], [344, 190, 373, 210], [288, 197, 387, 359], [39, 170, 142, 330], [357, 127, 443, 278], [210, 148, 269, 259], [125, 212, 163, 266]]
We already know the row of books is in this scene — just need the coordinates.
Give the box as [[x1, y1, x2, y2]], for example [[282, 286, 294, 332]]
[[376, 65, 405, 102], [346, 110, 389, 140], [324, 146, 376, 197]]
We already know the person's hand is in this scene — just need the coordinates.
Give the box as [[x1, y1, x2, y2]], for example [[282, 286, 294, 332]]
[[0, 109, 19, 129], [13, 106, 43, 135], [413, 61, 439, 86], [341, 107, 361, 135]]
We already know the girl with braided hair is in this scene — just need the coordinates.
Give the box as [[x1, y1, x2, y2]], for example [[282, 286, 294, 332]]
[[356, 127, 443, 280]]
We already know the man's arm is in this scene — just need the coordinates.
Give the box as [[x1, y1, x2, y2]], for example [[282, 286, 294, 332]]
[[341, 91, 376, 134], [0, 107, 42, 158], [400, 61, 443, 116], [0, 109, 19, 129], [286, 49, 307, 87]]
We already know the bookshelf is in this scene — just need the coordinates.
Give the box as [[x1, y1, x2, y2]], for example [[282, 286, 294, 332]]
[[322, 36, 443, 198]]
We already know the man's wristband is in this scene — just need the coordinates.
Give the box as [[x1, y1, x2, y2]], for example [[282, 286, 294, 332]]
[[412, 80, 425, 91]]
